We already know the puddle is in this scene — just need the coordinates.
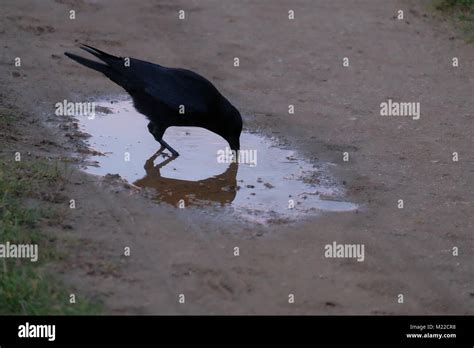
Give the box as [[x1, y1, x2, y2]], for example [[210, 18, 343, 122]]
[[77, 100, 357, 222]]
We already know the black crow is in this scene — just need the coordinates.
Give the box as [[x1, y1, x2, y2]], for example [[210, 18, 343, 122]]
[[64, 44, 242, 156]]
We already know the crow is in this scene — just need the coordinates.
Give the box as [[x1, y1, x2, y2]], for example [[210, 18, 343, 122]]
[[64, 44, 242, 156]]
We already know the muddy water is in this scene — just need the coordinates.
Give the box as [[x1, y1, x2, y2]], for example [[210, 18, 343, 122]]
[[78, 100, 357, 222]]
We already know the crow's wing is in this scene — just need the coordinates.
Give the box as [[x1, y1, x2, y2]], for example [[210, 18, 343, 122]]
[[77, 45, 215, 115], [134, 62, 217, 115]]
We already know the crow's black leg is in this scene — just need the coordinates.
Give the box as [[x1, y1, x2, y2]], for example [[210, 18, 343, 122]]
[[147, 122, 180, 157], [158, 138, 180, 157]]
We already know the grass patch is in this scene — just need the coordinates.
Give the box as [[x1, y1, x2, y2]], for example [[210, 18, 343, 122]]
[[0, 261, 100, 315], [0, 158, 101, 314], [435, 0, 474, 42], [436, 0, 474, 10]]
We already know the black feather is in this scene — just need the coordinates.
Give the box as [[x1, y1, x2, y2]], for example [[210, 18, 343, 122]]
[[64, 45, 243, 154]]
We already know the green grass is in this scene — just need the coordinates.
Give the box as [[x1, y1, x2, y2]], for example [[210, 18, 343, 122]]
[[0, 262, 100, 315], [436, 0, 474, 10], [435, 0, 474, 42], [0, 156, 101, 314]]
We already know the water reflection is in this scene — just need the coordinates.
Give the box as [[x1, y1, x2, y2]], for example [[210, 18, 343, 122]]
[[79, 100, 358, 222], [133, 148, 239, 206]]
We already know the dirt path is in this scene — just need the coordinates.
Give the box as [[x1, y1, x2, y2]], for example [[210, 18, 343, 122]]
[[0, 0, 472, 314]]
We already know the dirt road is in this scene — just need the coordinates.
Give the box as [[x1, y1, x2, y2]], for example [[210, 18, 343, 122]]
[[0, 0, 472, 314]]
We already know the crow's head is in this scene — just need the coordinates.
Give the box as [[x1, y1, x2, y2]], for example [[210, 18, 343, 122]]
[[218, 97, 242, 152]]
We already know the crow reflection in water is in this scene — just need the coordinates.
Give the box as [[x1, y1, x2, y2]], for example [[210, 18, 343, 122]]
[[133, 149, 239, 206]]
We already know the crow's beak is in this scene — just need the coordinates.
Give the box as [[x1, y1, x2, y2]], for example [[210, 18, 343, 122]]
[[228, 136, 240, 152]]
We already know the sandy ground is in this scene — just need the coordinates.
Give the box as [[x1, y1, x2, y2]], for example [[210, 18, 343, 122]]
[[0, 0, 473, 314]]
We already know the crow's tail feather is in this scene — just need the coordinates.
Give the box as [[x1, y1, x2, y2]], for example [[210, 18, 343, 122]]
[[64, 52, 110, 74], [79, 44, 122, 65], [65, 45, 134, 91]]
